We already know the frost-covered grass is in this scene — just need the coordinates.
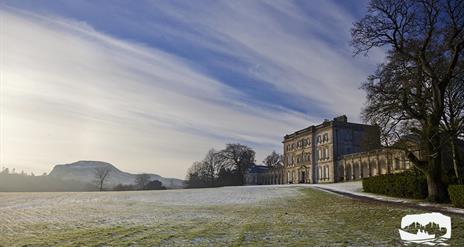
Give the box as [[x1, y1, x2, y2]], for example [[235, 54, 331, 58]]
[[1, 186, 463, 246]]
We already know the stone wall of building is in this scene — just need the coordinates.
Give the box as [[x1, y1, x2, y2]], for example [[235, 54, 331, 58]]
[[282, 115, 381, 184], [336, 148, 410, 182], [245, 166, 284, 185], [283, 126, 313, 184], [246, 115, 412, 185]]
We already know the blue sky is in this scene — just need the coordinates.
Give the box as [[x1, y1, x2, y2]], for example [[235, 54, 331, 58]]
[[0, 0, 384, 178]]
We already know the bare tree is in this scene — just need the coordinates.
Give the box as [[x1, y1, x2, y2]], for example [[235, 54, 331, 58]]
[[185, 149, 222, 188], [203, 149, 222, 186], [94, 167, 111, 191], [442, 76, 464, 182], [185, 144, 255, 187], [218, 143, 255, 185], [135, 173, 151, 190], [186, 161, 209, 188], [263, 151, 283, 167], [352, 0, 464, 202]]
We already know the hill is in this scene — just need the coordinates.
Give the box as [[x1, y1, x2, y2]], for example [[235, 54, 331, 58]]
[[49, 161, 184, 189]]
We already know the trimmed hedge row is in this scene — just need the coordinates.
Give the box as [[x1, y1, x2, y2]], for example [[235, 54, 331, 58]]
[[362, 171, 428, 199], [448, 185, 464, 208]]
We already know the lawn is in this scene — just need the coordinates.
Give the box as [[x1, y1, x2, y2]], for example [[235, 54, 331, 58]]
[[1, 186, 463, 246]]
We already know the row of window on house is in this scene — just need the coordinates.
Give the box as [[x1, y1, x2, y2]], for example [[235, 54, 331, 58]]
[[286, 171, 303, 183], [286, 166, 330, 182], [318, 147, 330, 161], [285, 147, 331, 165], [285, 133, 331, 151], [318, 166, 330, 180], [286, 153, 311, 165]]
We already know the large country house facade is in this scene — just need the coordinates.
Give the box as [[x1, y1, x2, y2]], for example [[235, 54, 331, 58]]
[[245, 116, 412, 185]]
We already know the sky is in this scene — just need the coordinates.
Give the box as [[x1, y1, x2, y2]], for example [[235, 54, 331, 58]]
[[0, 0, 385, 179]]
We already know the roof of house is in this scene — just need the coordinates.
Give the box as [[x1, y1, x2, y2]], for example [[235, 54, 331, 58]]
[[246, 165, 269, 174], [283, 115, 376, 142]]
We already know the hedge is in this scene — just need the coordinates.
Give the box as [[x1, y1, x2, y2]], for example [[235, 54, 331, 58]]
[[448, 185, 464, 208], [362, 171, 428, 199]]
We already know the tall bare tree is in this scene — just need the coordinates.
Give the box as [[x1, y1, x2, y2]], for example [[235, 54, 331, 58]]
[[352, 0, 464, 201], [218, 143, 255, 185], [185, 161, 207, 188], [442, 76, 464, 182], [185, 149, 223, 188], [263, 151, 283, 167], [94, 167, 111, 191], [203, 149, 222, 186]]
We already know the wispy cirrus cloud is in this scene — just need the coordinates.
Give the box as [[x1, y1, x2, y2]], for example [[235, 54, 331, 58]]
[[0, 1, 383, 178]]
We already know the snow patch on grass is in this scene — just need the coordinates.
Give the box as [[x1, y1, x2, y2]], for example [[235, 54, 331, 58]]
[[0, 185, 300, 234]]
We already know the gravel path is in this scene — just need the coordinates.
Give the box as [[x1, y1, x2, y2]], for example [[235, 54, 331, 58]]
[[311, 181, 464, 216]]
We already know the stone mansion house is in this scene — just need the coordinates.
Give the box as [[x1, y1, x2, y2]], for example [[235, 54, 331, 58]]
[[245, 115, 411, 185]]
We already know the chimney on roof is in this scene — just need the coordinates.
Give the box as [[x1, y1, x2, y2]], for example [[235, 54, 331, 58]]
[[334, 115, 347, 123]]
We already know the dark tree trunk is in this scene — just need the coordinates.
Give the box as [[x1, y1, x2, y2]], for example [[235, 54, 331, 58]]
[[424, 124, 448, 202], [451, 138, 461, 183], [238, 167, 244, 185], [426, 171, 448, 202]]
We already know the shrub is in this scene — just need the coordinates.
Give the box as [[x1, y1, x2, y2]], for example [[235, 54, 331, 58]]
[[113, 184, 136, 191], [362, 171, 427, 199], [448, 185, 464, 208], [144, 180, 166, 190]]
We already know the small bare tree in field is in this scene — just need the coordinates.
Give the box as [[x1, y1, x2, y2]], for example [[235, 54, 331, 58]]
[[94, 167, 111, 191], [135, 173, 151, 190]]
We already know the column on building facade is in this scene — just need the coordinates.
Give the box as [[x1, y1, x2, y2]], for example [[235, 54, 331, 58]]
[[387, 151, 392, 174], [376, 153, 381, 175], [341, 160, 346, 182], [359, 156, 363, 178], [352, 162, 356, 180], [345, 161, 351, 181], [367, 153, 372, 177]]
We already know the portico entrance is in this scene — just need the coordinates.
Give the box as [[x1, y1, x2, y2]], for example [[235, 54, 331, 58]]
[[300, 171, 306, 183]]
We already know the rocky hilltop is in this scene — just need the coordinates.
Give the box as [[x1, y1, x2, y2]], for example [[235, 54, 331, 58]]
[[49, 161, 184, 189]]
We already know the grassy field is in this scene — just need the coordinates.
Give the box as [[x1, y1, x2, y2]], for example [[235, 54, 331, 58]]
[[1, 186, 463, 246]]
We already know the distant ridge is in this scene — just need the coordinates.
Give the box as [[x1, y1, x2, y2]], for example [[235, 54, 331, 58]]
[[49, 160, 184, 189]]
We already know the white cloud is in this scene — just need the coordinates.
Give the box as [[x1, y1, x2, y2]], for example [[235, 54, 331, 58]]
[[0, 1, 383, 178], [0, 8, 314, 178], [139, 0, 384, 118]]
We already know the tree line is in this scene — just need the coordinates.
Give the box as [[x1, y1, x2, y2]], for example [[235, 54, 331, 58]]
[[0, 167, 92, 192], [0, 167, 166, 192], [112, 173, 166, 191], [185, 143, 282, 188]]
